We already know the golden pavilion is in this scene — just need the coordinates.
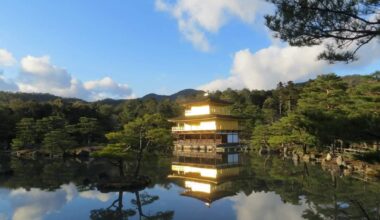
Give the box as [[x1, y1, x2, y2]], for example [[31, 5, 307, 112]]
[[169, 96, 243, 152]]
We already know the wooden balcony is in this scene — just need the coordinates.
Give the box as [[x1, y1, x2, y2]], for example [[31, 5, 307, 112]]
[[174, 139, 223, 146]]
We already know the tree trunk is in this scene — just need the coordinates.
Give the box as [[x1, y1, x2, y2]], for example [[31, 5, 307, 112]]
[[134, 131, 144, 178], [119, 159, 124, 177], [135, 191, 144, 219], [303, 162, 309, 177], [134, 148, 143, 178], [87, 134, 91, 146], [117, 191, 123, 213], [303, 144, 307, 154]]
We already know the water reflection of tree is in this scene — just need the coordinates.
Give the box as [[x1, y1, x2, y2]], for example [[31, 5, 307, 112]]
[[90, 191, 136, 220], [90, 190, 174, 220], [2, 153, 380, 220], [0, 153, 172, 188], [246, 154, 380, 220], [90, 153, 174, 220], [90, 151, 174, 220]]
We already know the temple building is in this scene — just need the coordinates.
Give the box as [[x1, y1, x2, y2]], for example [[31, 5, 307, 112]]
[[169, 97, 243, 152]]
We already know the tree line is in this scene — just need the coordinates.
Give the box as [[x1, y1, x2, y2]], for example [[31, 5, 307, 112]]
[[249, 72, 380, 153], [0, 95, 181, 154], [1, 72, 379, 156]]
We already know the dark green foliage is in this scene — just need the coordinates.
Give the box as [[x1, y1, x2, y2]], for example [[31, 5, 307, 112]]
[[265, 0, 380, 63], [42, 129, 77, 154], [252, 73, 380, 153], [99, 113, 173, 155], [35, 116, 67, 143], [94, 114, 173, 176], [0, 91, 182, 151], [118, 98, 181, 124], [354, 151, 380, 164], [76, 117, 102, 146], [1, 74, 379, 156], [11, 118, 38, 150], [90, 112, 173, 179], [0, 106, 16, 149], [90, 208, 136, 220]]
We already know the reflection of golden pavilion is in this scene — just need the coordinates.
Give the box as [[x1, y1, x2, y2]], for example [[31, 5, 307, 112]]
[[169, 151, 243, 205], [169, 97, 243, 152]]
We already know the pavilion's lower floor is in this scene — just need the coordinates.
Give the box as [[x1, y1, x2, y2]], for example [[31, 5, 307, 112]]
[[172, 131, 245, 152]]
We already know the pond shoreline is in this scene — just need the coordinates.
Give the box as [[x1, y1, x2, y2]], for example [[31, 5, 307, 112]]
[[2, 146, 104, 159], [3, 147, 380, 183], [281, 150, 380, 181]]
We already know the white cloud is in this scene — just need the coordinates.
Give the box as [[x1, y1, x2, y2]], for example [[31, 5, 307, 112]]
[[199, 39, 380, 91], [84, 77, 134, 100], [20, 55, 73, 89], [11, 55, 134, 101], [0, 49, 16, 66], [199, 45, 327, 91], [17, 55, 89, 99], [155, 0, 269, 51]]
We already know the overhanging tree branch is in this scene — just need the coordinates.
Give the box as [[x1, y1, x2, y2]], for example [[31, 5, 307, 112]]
[[265, 0, 380, 62]]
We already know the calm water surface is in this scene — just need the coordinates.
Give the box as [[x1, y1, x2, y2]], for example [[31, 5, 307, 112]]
[[0, 152, 379, 220]]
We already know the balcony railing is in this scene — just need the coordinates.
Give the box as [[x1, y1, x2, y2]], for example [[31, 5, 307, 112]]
[[172, 127, 184, 131], [172, 127, 216, 131], [174, 139, 223, 145]]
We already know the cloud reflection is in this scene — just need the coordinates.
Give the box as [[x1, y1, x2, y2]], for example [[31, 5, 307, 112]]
[[0, 213, 8, 220], [1, 183, 112, 220], [233, 192, 307, 220], [79, 191, 112, 202]]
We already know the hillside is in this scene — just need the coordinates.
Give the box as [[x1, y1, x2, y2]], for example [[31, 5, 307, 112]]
[[142, 89, 205, 101], [0, 91, 84, 104], [0, 89, 205, 106], [0, 73, 378, 106]]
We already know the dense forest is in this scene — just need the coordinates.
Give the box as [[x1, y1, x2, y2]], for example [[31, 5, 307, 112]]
[[0, 72, 379, 156]]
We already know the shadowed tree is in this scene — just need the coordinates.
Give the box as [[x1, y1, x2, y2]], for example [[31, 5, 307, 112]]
[[0, 107, 15, 150], [42, 129, 77, 155], [77, 117, 101, 146], [94, 114, 172, 177], [296, 74, 349, 149], [265, 0, 380, 63], [11, 118, 37, 150], [35, 116, 67, 143]]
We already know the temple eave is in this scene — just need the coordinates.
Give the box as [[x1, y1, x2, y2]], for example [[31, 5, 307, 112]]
[[168, 114, 244, 122], [172, 129, 241, 134]]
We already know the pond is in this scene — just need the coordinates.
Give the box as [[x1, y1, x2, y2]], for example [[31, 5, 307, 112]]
[[0, 152, 380, 220]]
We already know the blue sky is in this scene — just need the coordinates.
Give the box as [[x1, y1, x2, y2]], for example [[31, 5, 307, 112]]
[[0, 0, 379, 100]]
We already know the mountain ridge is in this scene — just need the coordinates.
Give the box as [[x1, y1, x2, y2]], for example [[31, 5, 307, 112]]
[[0, 88, 205, 105]]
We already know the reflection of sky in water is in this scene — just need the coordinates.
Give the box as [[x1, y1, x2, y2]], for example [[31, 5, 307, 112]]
[[0, 183, 113, 220], [233, 192, 307, 220], [0, 183, 313, 220]]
